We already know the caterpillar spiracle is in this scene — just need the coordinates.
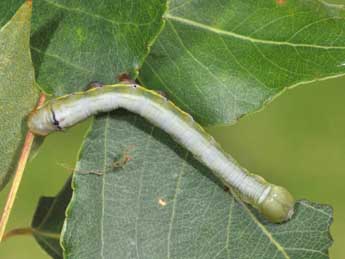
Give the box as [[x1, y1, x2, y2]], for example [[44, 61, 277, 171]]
[[28, 83, 295, 223]]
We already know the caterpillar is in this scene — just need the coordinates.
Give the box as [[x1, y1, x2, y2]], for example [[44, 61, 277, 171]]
[[28, 83, 294, 223]]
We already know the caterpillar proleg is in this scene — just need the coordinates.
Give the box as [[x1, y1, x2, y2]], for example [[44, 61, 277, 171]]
[[28, 84, 295, 223]]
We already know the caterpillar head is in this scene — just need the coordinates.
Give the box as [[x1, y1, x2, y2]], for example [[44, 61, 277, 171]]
[[258, 185, 295, 223], [27, 106, 57, 136]]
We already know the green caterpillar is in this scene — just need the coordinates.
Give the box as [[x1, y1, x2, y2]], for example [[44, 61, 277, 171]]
[[28, 83, 294, 223]]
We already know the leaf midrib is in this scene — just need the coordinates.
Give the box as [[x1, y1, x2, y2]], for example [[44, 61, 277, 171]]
[[164, 14, 345, 50], [100, 114, 110, 259], [230, 192, 290, 259]]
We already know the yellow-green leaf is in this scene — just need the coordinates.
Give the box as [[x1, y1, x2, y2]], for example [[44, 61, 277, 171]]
[[0, 1, 39, 190]]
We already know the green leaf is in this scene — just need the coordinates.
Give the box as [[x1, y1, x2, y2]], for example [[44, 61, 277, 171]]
[[62, 112, 333, 259], [0, 1, 39, 190], [31, 177, 72, 258], [30, 0, 167, 95], [0, 0, 23, 27], [140, 0, 345, 125], [31, 177, 72, 259]]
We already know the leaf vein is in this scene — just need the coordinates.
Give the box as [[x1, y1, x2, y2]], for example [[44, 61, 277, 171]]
[[286, 17, 340, 42], [100, 113, 110, 259], [42, 0, 154, 27], [31, 46, 94, 74], [141, 62, 209, 121], [285, 247, 328, 257], [134, 122, 154, 259], [165, 14, 345, 50], [167, 151, 189, 259], [36, 235, 62, 258], [232, 191, 290, 259]]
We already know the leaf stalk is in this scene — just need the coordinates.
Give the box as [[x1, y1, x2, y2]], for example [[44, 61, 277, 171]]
[[0, 93, 46, 242]]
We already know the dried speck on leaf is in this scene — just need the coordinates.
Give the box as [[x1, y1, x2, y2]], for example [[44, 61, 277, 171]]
[[158, 198, 167, 207]]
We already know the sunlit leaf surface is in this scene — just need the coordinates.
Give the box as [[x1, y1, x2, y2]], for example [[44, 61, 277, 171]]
[[141, 0, 345, 125]]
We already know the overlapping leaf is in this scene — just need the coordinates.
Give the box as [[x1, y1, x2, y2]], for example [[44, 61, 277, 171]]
[[62, 112, 333, 259], [140, 0, 345, 125], [30, 0, 167, 95], [0, 1, 38, 190], [0, 0, 23, 28], [31, 177, 72, 259]]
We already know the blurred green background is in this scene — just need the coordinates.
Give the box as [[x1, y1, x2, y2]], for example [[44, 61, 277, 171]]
[[1, 76, 345, 258]]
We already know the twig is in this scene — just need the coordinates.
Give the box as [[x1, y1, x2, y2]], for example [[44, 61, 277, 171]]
[[0, 93, 46, 242], [2, 227, 33, 241]]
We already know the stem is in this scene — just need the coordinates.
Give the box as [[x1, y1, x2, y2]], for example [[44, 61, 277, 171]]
[[0, 93, 46, 242], [2, 227, 33, 241]]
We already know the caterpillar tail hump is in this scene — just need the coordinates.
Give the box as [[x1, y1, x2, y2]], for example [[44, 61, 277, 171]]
[[257, 184, 294, 223]]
